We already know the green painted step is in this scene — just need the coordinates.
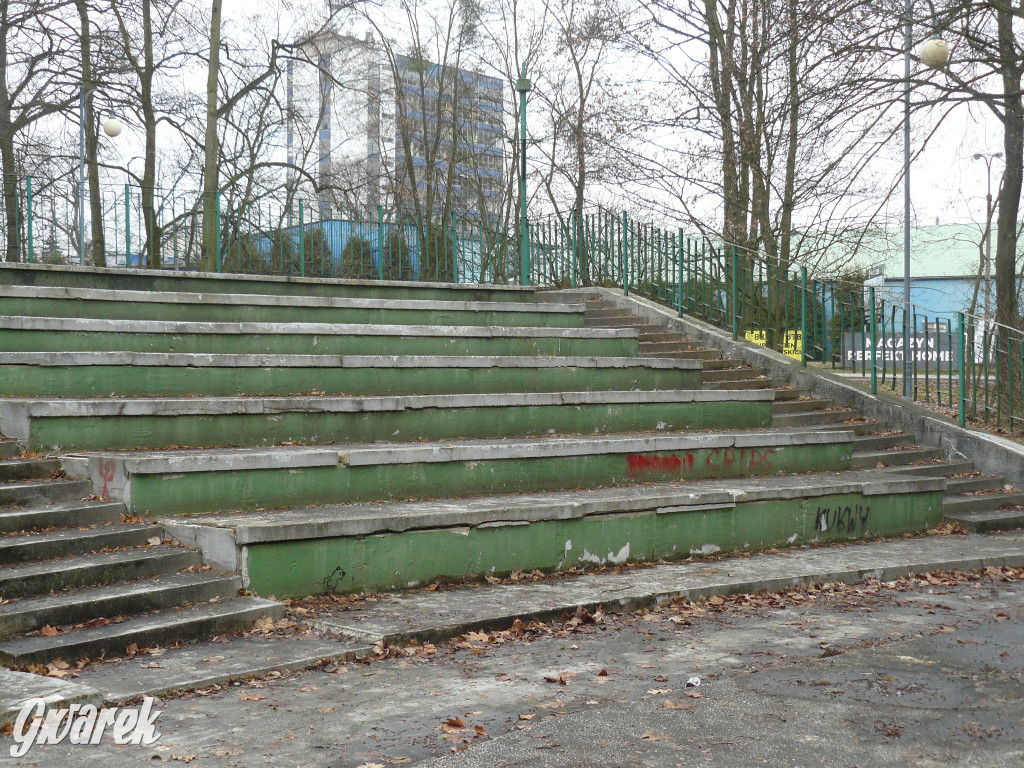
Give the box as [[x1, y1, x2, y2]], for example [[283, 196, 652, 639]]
[[0, 354, 701, 398], [0, 262, 537, 303], [0, 285, 580, 328], [66, 429, 855, 516], [0, 316, 638, 357], [1, 390, 773, 452], [162, 469, 944, 597]]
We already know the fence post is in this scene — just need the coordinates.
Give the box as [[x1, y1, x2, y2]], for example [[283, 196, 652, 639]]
[[677, 228, 684, 316], [26, 176, 33, 263], [299, 200, 305, 277], [621, 211, 629, 296], [215, 191, 222, 272], [958, 312, 966, 427], [801, 267, 808, 367], [870, 287, 878, 394], [451, 211, 459, 284], [730, 246, 739, 339], [376, 205, 384, 281], [125, 184, 131, 267]]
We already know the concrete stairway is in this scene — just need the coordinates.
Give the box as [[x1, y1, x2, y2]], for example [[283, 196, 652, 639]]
[[0, 263, 987, 664], [578, 295, 1024, 533]]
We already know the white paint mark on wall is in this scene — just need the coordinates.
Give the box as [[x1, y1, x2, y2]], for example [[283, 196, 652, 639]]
[[689, 543, 721, 556]]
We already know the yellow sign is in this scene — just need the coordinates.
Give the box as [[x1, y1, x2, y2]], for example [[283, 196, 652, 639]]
[[745, 330, 802, 361]]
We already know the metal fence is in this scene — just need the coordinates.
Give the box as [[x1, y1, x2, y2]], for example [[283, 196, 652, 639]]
[[2, 178, 1022, 434]]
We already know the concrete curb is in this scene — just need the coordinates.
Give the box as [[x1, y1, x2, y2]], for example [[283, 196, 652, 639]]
[[575, 288, 1024, 486], [303, 531, 1024, 646], [0, 668, 104, 724]]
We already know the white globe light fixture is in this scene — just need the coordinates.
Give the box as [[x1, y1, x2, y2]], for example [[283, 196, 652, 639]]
[[102, 116, 123, 137], [920, 38, 949, 68]]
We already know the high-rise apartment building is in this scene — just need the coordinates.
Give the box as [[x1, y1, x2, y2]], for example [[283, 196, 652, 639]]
[[286, 27, 505, 220]]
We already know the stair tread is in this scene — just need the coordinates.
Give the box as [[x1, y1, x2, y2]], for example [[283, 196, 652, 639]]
[[0, 545, 198, 580], [0, 522, 158, 550]]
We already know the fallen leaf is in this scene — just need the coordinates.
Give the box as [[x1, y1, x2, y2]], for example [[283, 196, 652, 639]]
[[39, 625, 60, 637], [518, 714, 534, 721], [664, 700, 692, 710], [474, 725, 487, 736], [240, 695, 266, 701], [641, 732, 670, 741]]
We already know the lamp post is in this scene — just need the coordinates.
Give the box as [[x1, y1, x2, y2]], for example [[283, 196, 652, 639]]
[[516, 64, 531, 286], [902, 8, 948, 399], [973, 152, 1001, 322], [78, 85, 122, 265]]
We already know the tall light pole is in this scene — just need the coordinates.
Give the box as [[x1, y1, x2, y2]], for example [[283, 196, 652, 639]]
[[973, 151, 1001, 322], [79, 86, 122, 266], [516, 64, 531, 286], [902, 7, 948, 399]]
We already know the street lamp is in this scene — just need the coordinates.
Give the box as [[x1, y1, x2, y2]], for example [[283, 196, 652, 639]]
[[902, 4, 948, 399], [973, 151, 1001, 322], [79, 86, 122, 266], [516, 64, 531, 286]]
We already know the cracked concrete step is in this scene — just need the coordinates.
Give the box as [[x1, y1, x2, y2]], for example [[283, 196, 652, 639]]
[[0, 262, 537, 303], [0, 596, 284, 666], [0, 523, 159, 564], [0, 353, 703, 398], [0, 284, 579, 327], [0, 478, 92, 507], [0, 315, 639, 359], [0, 390, 772, 452], [943, 508, 1024, 533], [850, 447, 944, 469], [0, 571, 239, 640], [0, 500, 125, 534], [0, 458, 60, 482], [67, 428, 856, 516], [941, 490, 1024, 515], [0, 546, 202, 599]]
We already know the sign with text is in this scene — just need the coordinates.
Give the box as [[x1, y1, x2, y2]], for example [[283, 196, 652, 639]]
[[745, 330, 802, 361], [843, 332, 953, 368]]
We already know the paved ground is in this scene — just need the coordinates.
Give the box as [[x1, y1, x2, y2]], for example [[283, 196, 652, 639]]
[[4, 557, 1022, 767]]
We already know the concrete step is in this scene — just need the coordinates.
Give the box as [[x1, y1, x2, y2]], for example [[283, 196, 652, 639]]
[[944, 508, 1024, 533], [699, 358, 743, 370], [1, 390, 773, 452], [0, 285, 580, 328], [0, 596, 284, 666], [0, 458, 61, 482], [773, 409, 857, 428], [0, 478, 92, 508], [0, 571, 239, 640], [850, 447, 944, 469], [703, 377, 786, 391], [0, 316, 638, 358], [0, 523, 159, 564], [584, 319, 663, 333], [641, 349, 721, 360], [0, 262, 538, 304], [941, 490, 1024, 515], [67, 428, 857, 516], [702, 367, 768, 382], [636, 332, 685, 343], [0, 353, 703, 398], [0, 546, 202, 599], [0, 500, 126, 534], [584, 308, 631, 319], [638, 340, 706, 353], [164, 468, 946, 597], [885, 460, 976, 478], [771, 388, 804, 401], [849, 433, 916, 452], [772, 398, 831, 414], [941, 473, 1005, 494], [0, 440, 24, 459]]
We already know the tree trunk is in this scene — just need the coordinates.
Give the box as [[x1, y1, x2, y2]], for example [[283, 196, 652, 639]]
[[141, 0, 160, 269], [202, 0, 222, 271], [75, 0, 105, 267], [0, 2, 18, 263], [995, 7, 1022, 335]]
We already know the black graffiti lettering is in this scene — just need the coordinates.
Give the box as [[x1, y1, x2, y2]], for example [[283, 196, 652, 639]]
[[815, 503, 871, 534]]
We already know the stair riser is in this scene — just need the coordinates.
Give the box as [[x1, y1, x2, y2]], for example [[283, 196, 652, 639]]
[[0, 578, 238, 641], [0, 365, 701, 399], [0, 527, 157, 564], [0, 265, 537, 304], [944, 511, 1024, 533], [0, 329, 637, 359], [888, 461, 975, 477], [584, 318, 659, 330], [943, 477, 1006, 494], [0, 503, 125, 534], [639, 342, 705, 353], [0, 460, 60, 483], [642, 350, 720, 360], [0, 480, 92, 508], [703, 379, 781, 391], [773, 412, 855, 428], [772, 400, 830, 414], [23, 400, 772, 452], [703, 369, 767, 382], [109, 442, 854, 516], [851, 435, 915, 452], [850, 450, 942, 468], [0, 602, 283, 667], [0, 297, 580, 329], [0, 550, 201, 600]]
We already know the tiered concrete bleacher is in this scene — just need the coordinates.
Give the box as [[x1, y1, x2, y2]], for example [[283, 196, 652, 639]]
[[1, 263, 994, 665]]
